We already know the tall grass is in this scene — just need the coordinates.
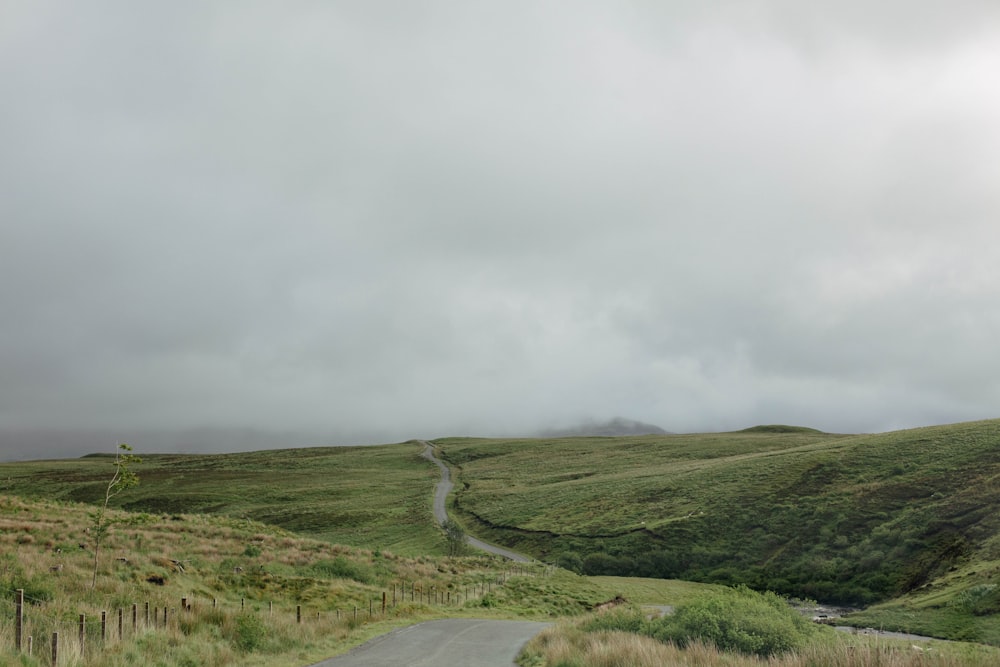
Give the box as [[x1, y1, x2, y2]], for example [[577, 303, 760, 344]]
[[0, 494, 554, 666], [437, 420, 1000, 640], [0, 442, 446, 556], [521, 624, 1000, 667]]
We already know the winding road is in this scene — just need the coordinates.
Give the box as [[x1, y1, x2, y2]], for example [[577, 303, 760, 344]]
[[420, 442, 532, 562], [306, 449, 544, 665]]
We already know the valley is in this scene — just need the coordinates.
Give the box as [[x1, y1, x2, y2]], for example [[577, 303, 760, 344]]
[[3, 419, 1000, 664]]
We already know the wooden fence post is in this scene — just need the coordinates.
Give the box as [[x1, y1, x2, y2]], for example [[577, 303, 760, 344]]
[[297, 605, 301, 624], [119, 608, 124, 639], [27, 635, 32, 656], [51, 632, 58, 666], [163, 607, 169, 628], [78, 614, 85, 655], [15, 588, 23, 652], [382, 591, 386, 614], [101, 610, 107, 642], [145, 601, 150, 627], [269, 601, 273, 616], [181, 597, 187, 612], [133, 603, 138, 633]]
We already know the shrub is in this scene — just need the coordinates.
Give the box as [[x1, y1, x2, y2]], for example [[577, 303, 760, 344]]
[[310, 556, 375, 584], [554, 551, 583, 574], [581, 552, 634, 576], [478, 593, 499, 608], [9, 574, 56, 604], [579, 608, 648, 634], [231, 612, 267, 652], [952, 584, 1000, 615], [649, 585, 816, 657]]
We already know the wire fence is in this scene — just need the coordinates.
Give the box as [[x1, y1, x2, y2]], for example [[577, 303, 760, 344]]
[[2, 566, 534, 665]]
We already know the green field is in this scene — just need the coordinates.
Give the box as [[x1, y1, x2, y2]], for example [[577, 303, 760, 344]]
[[0, 493, 566, 667], [3, 419, 1000, 653], [433, 420, 1000, 642], [0, 441, 445, 555]]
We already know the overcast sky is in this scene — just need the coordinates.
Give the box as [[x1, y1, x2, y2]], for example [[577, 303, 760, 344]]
[[3, 1, 1000, 456]]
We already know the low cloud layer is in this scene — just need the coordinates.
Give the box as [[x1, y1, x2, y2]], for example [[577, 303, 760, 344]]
[[3, 2, 1000, 455]]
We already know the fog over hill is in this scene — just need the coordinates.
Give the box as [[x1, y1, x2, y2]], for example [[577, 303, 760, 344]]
[[0, 419, 673, 461], [3, 3, 1000, 456], [0, 427, 380, 462], [540, 418, 671, 437]]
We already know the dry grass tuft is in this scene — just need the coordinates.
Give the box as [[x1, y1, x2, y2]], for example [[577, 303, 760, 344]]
[[522, 618, 1000, 667], [0, 493, 550, 666]]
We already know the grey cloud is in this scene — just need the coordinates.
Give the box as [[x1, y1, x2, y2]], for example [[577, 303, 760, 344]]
[[2, 2, 1000, 455]]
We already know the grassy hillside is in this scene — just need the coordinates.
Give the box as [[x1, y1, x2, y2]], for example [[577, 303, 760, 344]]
[[0, 493, 639, 666], [4, 420, 1000, 647], [435, 420, 1000, 631], [4, 496, 999, 667], [0, 442, 444, 556]]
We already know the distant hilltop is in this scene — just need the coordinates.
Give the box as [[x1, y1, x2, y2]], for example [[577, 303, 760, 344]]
[[739, 424, 824, 434], [540, 417, 671, 437]]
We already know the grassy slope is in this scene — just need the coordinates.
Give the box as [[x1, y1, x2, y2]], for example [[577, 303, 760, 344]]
[[4, 420, 1000, 645], [435, 420, 1000, 642], [0, 494, 640, 666], [1, 442, 444, 556]]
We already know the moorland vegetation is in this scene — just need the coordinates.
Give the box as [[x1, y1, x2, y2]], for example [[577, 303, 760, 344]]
[[0, 493, 594, 666], [435, 420, 1000, 637], [2, 419, 1000, 665]]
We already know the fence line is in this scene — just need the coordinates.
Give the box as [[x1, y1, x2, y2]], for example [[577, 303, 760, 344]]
[[4, 566, 536, 665]]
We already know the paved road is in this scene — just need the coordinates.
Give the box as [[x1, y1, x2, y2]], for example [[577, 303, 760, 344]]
[[308, 618, 551, 667], [420, 443, 532, 562], [420, 443, 454, 526]]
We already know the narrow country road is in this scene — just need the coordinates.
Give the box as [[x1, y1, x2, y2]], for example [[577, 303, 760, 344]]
[[302, 446, 547, 666], [420, 442, 533, 562], [307, 618, 551, 667]]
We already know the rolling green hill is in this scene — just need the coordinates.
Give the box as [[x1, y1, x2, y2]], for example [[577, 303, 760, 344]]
[[435, 420, 1000, 614], [3, 419, 1000, 645], [0, 442, 445, 556], [0, 493, 603, 666]]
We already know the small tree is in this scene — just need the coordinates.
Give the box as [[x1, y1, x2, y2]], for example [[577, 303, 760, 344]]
[[442, 519, 466, 556], [90, 442, 141, 589]]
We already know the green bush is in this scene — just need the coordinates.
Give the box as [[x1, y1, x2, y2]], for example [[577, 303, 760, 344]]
[[554, 551, 583, 573], [952, 584, 1000, 615], [310, 556, 375, 584], [580, 608, 648, 634], [231, 613, 267, 652], [649, 585, 816, 657], [581, 552, 634, 576], [7, 574, 56, 604]]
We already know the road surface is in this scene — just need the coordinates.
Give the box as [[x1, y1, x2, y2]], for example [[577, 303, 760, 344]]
[[420, 443, 533, 562], [307, 618, 551, 667]]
